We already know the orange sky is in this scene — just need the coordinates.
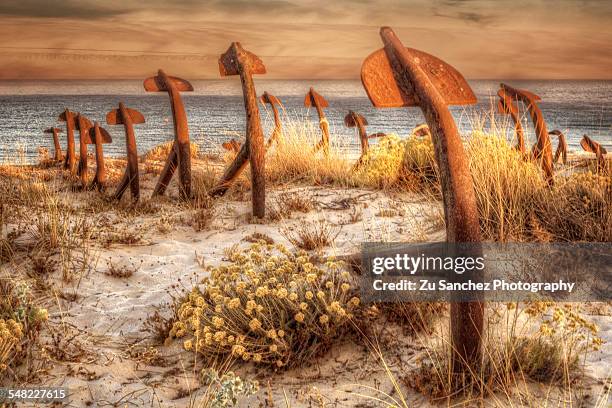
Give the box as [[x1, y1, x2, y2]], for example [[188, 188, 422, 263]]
[[0, 0, 611, 79]]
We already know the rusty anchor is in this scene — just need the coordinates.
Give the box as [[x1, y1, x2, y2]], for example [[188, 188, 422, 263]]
[[87, 122, 113, 191], [75, 114, 93, 187], [500, 84, 554, 184], [58, 109, 78, 174], [581, 135, 608, 173], [222, 88, 281, 155], [304, 87, 331, 155], [107, 102, 145, 202], [211, 42, 267, 218], [344, 111, 369, 156], [344, 110, 378, 166], [260, 91, 284, 149], [361, 27, 483, 373], [44, 127, 63, 161], [548, 130, 568, 165], [497, 89, 526, 155], [144, 69, 194, 199]]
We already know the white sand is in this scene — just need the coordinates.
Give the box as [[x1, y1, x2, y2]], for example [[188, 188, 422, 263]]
[[2, 168, 609, 407]]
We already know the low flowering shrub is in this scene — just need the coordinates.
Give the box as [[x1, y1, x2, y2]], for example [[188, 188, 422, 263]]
[[0, 279, 48, 375], [169, 243, 360, 368], [355, 134, 407, 189], [0, 318, 23, 373], [354, 133, 438, 191]]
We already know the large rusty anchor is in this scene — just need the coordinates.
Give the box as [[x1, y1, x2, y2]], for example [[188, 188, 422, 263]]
[[260, 91, 283, 149], [548, 130, 568, 165], [581, 135, 608, 173], [107, 102, 145, 202], [75, 114, 93, 187], [497, 89, 526, 155], [144, 69, 194, 199], [87, 122, 112, 191], [361, 27, 483, 373], [304, 87, 331, 155], [499, 84, 554, 184], [44, 127, 63, 162], [58, 109, 77, 174], [211, 42, 267, 218]]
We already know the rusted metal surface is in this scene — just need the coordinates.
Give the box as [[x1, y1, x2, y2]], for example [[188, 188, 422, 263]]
[[213, 42, 267, 218], [500, 83, 554, 184], [581, 135, 608, 173], [361, 26, 483, 374], [548, 130, 568, 165], [144, 69, 193, 199], [411, 123, 431, 138], [58, 109, 77, 174], [344, 111, 370, 165], [107, 102, 145, 202], [497, 89, 526, 155], [304, 87, 331, 155], [222, 139, 241, 153], [87, 122, 112, 191], [260, 91, 283, 149], [44, 127, 63, 161], [75, 114, 93, 187]]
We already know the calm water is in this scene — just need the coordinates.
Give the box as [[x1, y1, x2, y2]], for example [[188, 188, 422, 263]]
[[0, 79, 610, 163]]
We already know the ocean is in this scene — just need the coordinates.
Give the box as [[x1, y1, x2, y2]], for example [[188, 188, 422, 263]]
[[0, 79, 610, 163]]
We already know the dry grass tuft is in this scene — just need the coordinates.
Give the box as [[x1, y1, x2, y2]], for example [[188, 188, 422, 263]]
[[142, 140, 200, 162], [277, 191, 316, 213], [381, 302, 447, 335], [244, 232, 275, 245], [191, 207, 216, 232], [281, 219, 341, 251], [265, 119, 352, 186], [406, 301, 603, 401], [105, 258, 142, 278]]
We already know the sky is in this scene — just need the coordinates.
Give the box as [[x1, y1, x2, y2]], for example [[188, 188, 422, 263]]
[[0, 0, 610, 79]]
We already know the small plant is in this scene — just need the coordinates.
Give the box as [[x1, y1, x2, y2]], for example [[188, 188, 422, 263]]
[[199, 369, 259, 407], [192, 207, 215, 232], [244, 232, 274, 245], [168, 243, 360, 368], [381, 302, 446, 335], [0, 278, 48, 375], [277, 192, 315, 213], [0, 204, 13, 263], [105, 258, 142, 278], [281, 219, 341, 251], [103, 230, 143, 247]]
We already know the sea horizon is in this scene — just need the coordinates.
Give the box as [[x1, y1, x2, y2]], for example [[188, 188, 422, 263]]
[[1, 79, 610, 163]]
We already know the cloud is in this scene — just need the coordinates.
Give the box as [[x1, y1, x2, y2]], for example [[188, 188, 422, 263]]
[[0, 0, 133, 18], [432, 9, 497, 25]]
